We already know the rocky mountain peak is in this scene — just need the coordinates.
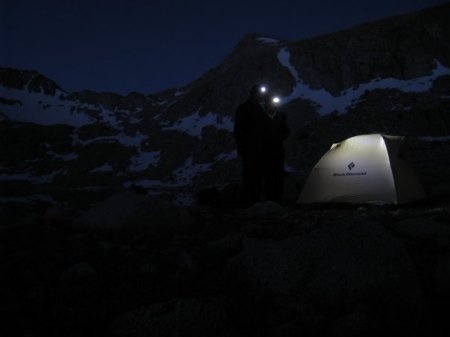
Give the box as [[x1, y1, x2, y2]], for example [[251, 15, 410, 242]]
[[0, 68, 64, 96], [285, 2, 450, 95], [234, 33, 284, 49]]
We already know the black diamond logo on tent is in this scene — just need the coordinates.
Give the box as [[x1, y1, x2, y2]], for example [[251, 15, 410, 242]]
[[348, 162, 355, 170]]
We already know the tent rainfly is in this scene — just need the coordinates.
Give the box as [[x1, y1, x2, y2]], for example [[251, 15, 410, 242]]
[[297, 134, 426, 204]]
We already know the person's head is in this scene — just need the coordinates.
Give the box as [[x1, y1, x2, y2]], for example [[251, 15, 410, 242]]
[[265, 96, 280, 118], [248, 84, 266, 104]]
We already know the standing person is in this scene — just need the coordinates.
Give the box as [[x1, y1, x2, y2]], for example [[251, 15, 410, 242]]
[[234, 85, 267, 205], [263, 96, 289, 203]]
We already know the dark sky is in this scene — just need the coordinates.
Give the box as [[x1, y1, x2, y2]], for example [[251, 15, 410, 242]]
[[1, 0, 448, 95]]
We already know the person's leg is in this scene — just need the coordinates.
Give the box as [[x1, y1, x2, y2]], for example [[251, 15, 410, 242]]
[[273, 166, 284, 203], [242, 155, 262, 205]]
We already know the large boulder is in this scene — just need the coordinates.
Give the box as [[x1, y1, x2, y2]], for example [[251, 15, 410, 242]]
[[390, 217, 450, 243], [238, 201, 283, 219], [74, 191, 189, 231], [226, 220, 425, 322], [435, 253, 450, 298], [330, 312, 380, 337]]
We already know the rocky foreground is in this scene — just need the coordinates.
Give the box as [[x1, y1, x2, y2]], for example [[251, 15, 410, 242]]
[[1, 190, 450, 337]]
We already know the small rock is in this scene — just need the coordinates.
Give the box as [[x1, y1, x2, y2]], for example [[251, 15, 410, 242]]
[[392, 218, 450, 241], [282, 174, 300, 204], [270, 322, 302, 337], [176, 251, 198, 273], [110, 297, 234, 337], [435, 253, 450, 297], [239, 201, 283, 218], [331, 312, 379, 337], [41, 205, 77, 226], [73, 190, 189, 232], [194, 234, 243, 266], [140, 263, 157, 275], [60, 262, 98, 284], [96, 240, 112, 256]]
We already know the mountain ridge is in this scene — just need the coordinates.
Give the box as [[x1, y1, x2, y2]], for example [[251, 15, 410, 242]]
[[1, 2, 450, 207]]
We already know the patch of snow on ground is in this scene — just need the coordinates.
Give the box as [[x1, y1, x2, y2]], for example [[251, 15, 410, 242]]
[[215, 150, 238, 161], [47, 151, 79, 161], [174, 193, 194, 207], [173, 156, 212, 186], [0, 171, 61, 183], [0, 172, 36, 181], [123, 179, 165, 189], [157, 100, 169, 106], [128, 116, 142, 124], [277, 47, 450, 115], [128, 150, 160, 172], [35, 171, 62, 184], [126, 153, 225, 189], [72, 134, 116, 146], [72, 130, 146, 148], [90, 163, 114, 173], [72, 102, 129, 128], [117, 132, 146, 147], [162, 110, 233, 138], [0, 194, 56, 204]]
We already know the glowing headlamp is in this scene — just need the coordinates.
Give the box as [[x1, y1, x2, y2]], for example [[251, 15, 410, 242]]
[[272, 96, 280, 104], [260, 86, 267, 93]]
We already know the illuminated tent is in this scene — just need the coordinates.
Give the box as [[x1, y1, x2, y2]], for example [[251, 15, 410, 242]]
[[297, 134, 426, 204]]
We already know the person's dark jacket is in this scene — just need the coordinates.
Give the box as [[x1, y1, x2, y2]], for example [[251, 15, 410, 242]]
[[263, 112, 289, 161], [233, 100, 266, 158]]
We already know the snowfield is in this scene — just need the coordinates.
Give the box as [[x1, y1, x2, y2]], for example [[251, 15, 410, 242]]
[[277, 47, 450, 115], [162, 109, 233, 138]]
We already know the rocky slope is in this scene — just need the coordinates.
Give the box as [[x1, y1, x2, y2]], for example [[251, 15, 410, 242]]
[[2, 196, 450, 337]]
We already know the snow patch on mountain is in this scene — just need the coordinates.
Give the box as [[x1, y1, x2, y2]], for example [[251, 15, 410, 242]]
[[172, 156, 212, 186], [257, 37, 281, 45], [128, 115, 142, 124], [278, 48, 450, 115], [162, 110, 233, 138], [0, 170, 61, 184], [174, 90, 184, 97], [174, 193, 195, 207], [0, 194, 56, 205], [72, 131, 146, 148], [0, 84, 143, 128], [215, 150, 238, 161], [67, 100, 139, 128], [90, 163, 114, 173], [47, 151, 79, 161], [117, 132, 146, 147], [123, 179, 164, 189], [0, 172, 37, 181], [128, 150, 160, 172], [0, 86, 93, 126]]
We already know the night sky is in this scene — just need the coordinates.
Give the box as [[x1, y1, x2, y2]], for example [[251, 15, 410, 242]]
[[1, 0, 448, 95]]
